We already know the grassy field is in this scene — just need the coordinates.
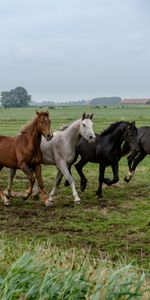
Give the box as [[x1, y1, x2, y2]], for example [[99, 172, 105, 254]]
[[0, 106, 150, 298]]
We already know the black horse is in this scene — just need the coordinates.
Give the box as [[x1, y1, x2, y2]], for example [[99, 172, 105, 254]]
[[65, 121, 139, 204], [122, 126, 150, 182]]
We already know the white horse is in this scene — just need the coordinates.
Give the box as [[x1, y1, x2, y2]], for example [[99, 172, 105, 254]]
[[5, 113, 96, 206]]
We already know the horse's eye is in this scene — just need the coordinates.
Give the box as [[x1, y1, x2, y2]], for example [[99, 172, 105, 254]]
[[82, 124, 86, 127], [127, 132, 132, 137]]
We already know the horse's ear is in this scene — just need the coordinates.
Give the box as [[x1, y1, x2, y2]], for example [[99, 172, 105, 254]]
[[82, 113, 86, 120], [130, 121, 135, 126], [90, 113, 93, 120], [36, 111, 40, 116], [45, 111, 49, 117]]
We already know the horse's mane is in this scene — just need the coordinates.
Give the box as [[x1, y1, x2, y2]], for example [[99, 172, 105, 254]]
[[59, 123, 71, 131], [100, 121, 128, 136], [21, 112, 49, 134], [59, 119, 79, 131], [59, 114, 93, 131], [21, 116, 37, 134]]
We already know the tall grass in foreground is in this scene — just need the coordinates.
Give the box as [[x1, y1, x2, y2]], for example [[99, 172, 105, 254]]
[[0, 240, 149, 299]]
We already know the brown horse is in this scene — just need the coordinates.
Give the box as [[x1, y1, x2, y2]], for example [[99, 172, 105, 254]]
[[0, 111, 53, 206]]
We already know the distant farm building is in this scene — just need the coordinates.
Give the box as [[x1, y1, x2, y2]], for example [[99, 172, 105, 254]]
[[90, 97, 121, 106], [121, 98, 150, 105]]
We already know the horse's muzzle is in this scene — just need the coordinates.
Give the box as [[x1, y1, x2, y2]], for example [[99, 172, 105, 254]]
[[45, 133, 53, 141], [88, 136, 96, 143], [131, 145, 140, 153]]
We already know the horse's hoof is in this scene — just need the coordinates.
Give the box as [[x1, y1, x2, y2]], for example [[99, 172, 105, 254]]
[[22, 190, 30, 200], [3, 190, 11, 198], [95, 190, 101, 196], [80, 184, 86, 192], [74, 196, 81, 204], [45, 196, 53, 206], [22, 196, 28, 200], [4, 200, 11, 206], [104, 178, 112, 186], [98, 199, 106, 208], [80, 180, 87, 192], [45, 200, 53, 207], [3, 195, 11, 206], [74, 200, 81, 205], [124, 176, 130, 183], [4, 202, 10, 206]]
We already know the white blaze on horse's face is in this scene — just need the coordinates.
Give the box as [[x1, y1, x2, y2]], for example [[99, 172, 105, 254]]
[[80, 119, 96, 143]]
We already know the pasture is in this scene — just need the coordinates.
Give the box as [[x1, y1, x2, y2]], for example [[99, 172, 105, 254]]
[[0, 106, 150, 298]]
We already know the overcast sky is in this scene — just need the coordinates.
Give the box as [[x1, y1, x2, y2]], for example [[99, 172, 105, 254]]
[[0, 0, 150, 102]]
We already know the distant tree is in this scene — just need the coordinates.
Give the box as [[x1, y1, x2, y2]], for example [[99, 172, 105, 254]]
[[1, 87, 31, 108]]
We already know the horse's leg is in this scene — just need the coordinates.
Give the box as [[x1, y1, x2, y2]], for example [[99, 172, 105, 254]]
[[64, 151, 79, 187], [128, 151, 138, 172], [124, 151, 146, 182], [96, 163, 106, 199], [20, 162, 35, 199], [48, 170, 63, 204], [0, 165, 10, 205], [49, 161, 81, 204], [4, 169, 16, 197], [5, 168, 39, 198], [32, 180, 39, 196], [131, 151, 146, 171], [33, 164, 50, 206], [64, 163, 72, 187], [103, 162, 119, 186], [124, 151, 138, 182], [75, 158, 88, 191]]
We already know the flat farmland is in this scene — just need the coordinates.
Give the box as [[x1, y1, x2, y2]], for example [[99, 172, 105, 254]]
[[0, 106, 150, 300], [0, 106, 150, 266]]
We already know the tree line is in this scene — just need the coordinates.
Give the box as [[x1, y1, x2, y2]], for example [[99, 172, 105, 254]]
[[0, 87, 31, 108], [0, 87, 122, 108]]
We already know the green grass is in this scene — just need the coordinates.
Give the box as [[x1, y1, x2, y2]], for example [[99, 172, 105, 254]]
[[0, 105, 150, 135], [0, 240, 149, 299], [0, 106, 150, 298]]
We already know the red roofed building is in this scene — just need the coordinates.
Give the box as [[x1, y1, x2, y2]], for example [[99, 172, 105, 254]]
[[121, 98, 150, 105]]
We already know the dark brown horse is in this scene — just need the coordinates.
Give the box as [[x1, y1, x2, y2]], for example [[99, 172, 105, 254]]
[[0, 111, 53, 206]]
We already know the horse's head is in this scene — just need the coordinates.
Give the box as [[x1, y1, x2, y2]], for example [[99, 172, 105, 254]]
[[36, 111, 53, 141], [79, 113, 96, 143], [123, 121, 140, 152]]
